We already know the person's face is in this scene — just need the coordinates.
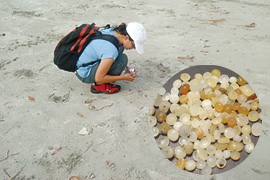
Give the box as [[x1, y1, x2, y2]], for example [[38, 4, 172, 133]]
[[123, 35, 135, 50]]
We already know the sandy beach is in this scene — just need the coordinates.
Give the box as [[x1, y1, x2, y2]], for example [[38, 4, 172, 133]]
[[1, 0, 270, 179]]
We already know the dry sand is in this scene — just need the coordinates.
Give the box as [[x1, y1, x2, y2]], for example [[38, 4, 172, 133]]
[[0, 0, 270, 179]]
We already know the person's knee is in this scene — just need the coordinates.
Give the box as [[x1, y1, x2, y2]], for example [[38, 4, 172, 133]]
[[119, 53, 128, 67]]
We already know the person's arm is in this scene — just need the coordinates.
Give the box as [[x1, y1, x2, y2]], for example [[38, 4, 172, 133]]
[[95, 58, 135, 84]]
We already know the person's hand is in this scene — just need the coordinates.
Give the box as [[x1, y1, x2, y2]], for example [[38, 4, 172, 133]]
[[123, 73, 136, 81], [126, 66, 130, 73]]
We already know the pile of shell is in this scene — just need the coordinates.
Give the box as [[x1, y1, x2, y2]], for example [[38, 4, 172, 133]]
[[151, 69, 262, 175]]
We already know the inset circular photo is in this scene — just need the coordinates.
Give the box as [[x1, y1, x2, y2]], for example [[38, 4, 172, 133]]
[[151, 65, 262, 175]]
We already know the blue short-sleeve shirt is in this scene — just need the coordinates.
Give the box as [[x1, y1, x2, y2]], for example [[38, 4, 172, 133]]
[[76, 27, 123, 78]]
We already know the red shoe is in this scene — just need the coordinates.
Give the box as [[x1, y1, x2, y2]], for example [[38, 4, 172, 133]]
[[91, 83, 121, 94]]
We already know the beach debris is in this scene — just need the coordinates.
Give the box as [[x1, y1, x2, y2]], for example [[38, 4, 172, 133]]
[[0, 150, 9, 162], [28, 96, 35, 101], [177, 56, 194, 60], [109, 163, 116, 169], [85, 99, 92, 105], [69, 176, 79, 180], [77, 112, 84, 118], [89, 173, 95, 179], [0, 150, 19, 162], [88, 103, 114, 111], [78, 128, 91, 136], [105, 160, 109, 165], [246, 23, 255, 28], [51, 147, 62, 155], [200, 50, 208, 53], [9, 169, 22, 180]]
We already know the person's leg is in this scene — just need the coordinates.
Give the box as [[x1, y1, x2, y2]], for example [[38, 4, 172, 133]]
[[107, 53, 128, 76], [75, 63, 99, 84], [87, 53, 128, 83]]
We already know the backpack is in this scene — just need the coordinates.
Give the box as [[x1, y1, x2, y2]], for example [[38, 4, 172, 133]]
[[53, 23, 120, 72]]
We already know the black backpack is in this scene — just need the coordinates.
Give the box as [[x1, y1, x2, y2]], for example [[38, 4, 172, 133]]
[[53, 23, 120, 72]]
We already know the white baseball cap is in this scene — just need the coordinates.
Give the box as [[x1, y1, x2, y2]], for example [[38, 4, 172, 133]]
[[126, 22, 147, 54]]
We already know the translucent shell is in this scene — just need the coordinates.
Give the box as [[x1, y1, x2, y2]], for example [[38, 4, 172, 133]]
[[206, 145, 216, 155], [195, 73, 203, 81], [174, 105, 189, 117], [207, 77, 218, 88], [250, 101, 259, 111], [215, 143, 227, 151], [242, 134, 252, 144], [195, 127, 204, 140], [203, 72, 211, 80], [235, 142, 244, 151], [238, 107, 249, 116], [158, 87, 166, 96], [191, 118, 200, 129], [156, 111, 167, 123], [196, 160, 206, 170], [167, 129, 179, 141], [183, 142, 194, 155], [228, 90, 238, 100], [189, 105, 200, 116], [236, 114, 249, 126], [175, 146, 186, 159], [199, 137, 211, 149], [179, 95, 188, 104], [248, 111, 259, 122], [169, 94, 179, 104], [173, 79, 182, 88], [152, 107, 155, 116], [170, 104, 180, 114], [224, 127, 235, 139], [215, 102, 224, 112], [157, 135, 170, 148], [179, 125, 192, 137], [223, 150, 231, 159], [245, 142, 254, 153], [153, 127, 159, 137], [252, 122, 262, 136], [231, 151, 240, 160], [215, 150, 223, 159], [223, 104, 232, 113], [158, 122, 171, 135], [197, 147, 208, 160], [154, 94, 163, 107], [162, 146, 174, 159], [239, 85, 255, 97], [180, 113, 191, 125], [211, 69, 221, 78], [219, 74, 229, 83], [218, 137, 230, 144], [175, 158, 186, 169], [229, 76, 237, 84], [237, 76, 247, 86], [159, 100, 171, 113], [241, 125, 251, 135], [189, 131, 198, 142], [227, 117, 237, 128], [173, 121, 183, 131], [237, 94, 247, 104], [170, 87, 179, 95], [150, 116, 157, 126], [185, 160, 196, 171], [180, 84, 190, 95], [180, 73, 191, 82], [201, 165, 212, 175], [207, 155, 216, 168], [166, 113, 177, 125], [216, 158, 226, 169], [227, 141, 237, 151]]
